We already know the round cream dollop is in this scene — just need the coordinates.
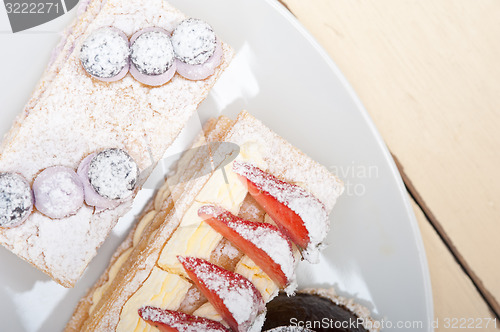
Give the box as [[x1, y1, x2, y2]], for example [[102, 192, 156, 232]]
[[33, 166, 84, 219], [80, 27, 130, 79], [0, 173, 33, 228]]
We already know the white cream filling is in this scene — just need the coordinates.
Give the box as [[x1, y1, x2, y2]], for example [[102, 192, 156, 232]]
[[114, 142, 265, 330], [88, 209, 157, 314], [112, 141, 303, 330], [116, 267, 191, 332], [157, 156, 249, 274]]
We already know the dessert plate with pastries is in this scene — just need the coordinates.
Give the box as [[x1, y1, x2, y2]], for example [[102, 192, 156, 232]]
[[0, 0, 433, 331]]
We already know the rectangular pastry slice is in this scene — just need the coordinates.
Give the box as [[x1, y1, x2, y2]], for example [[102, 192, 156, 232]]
[[65, 111, 344, 331], [0, 0, 232, 287]]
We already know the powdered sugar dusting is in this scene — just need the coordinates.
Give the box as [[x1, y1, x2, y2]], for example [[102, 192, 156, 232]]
[[212, 239, 240, 261], [220, 241, 239, 260], [180, 256, 265, 330], [0, 173, 33, 228], [131, 30, 174, 75], [140, 306, 180, 326], [248, 312, 266, 332], [70, 112, 342, 328], [172, 18, 217, 65], [139, 306, 229, 332], [200, 205, 295, 284], [80, 27, 129, 78], [33, 166, 84, 219], [266, 327, 313, 332], [233, 161, 329, 261], [178, 286, 206, 314], [0, 0, 233, 286], [88, 148, 139, 200], [232, 220, 294, 280], [238, 194, 265, 222], [225, 112, 343, 212], [2, 200, 133, 285]]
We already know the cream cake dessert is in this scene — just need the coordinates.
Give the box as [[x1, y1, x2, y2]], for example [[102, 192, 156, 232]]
[[65, 111, 344, 331], [0, 0, 233, 287]]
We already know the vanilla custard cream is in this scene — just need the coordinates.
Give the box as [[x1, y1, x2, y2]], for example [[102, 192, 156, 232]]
[[102, 142, 284, 331]]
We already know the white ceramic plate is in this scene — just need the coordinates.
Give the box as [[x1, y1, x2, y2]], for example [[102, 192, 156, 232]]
[[0, 1, 433, 331]]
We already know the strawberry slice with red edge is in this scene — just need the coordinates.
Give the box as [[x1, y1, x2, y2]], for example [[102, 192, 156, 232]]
[[198, 205, 295, 289], [178, 256, 266, 332], [232, 161, 329, 261], [138, 306, 230, 332]]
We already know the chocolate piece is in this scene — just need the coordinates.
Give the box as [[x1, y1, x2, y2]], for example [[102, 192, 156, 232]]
[[87, 149, 139, 200], [80, 27, 130, 80], [0, 173, 33, 228], [171, 18, 217, 65], [130, 29, 175, 76], [263, 292, 370, 332], [33, 166, 84, 219]]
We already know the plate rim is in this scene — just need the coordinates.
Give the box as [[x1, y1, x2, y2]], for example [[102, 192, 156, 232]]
[[0, 0, 434, 329], [261, 0, 434, 327]]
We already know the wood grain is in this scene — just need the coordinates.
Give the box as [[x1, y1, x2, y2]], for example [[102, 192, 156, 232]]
[[281, 0, 500, 316], [412, 200, 497, 331]]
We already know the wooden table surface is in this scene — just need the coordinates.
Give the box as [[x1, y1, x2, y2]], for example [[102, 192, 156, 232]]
[[278, 0, 500, 330]]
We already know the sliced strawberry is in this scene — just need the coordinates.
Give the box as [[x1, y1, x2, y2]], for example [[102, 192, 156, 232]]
[[232, 161, 328, 259], [199, 205, 295, 289], [178, 256, 266, 332], [138, 306, 229, 332]]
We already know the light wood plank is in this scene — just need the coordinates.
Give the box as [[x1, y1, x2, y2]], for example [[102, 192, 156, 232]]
[[413, 200, 497, 331], [282, 0, 500, 314]]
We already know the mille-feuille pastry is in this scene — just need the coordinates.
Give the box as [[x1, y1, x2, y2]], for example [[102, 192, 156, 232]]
[[66, 111, 344, 332], [0, 0, 233, 287], [263, 288, 379, 332]]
